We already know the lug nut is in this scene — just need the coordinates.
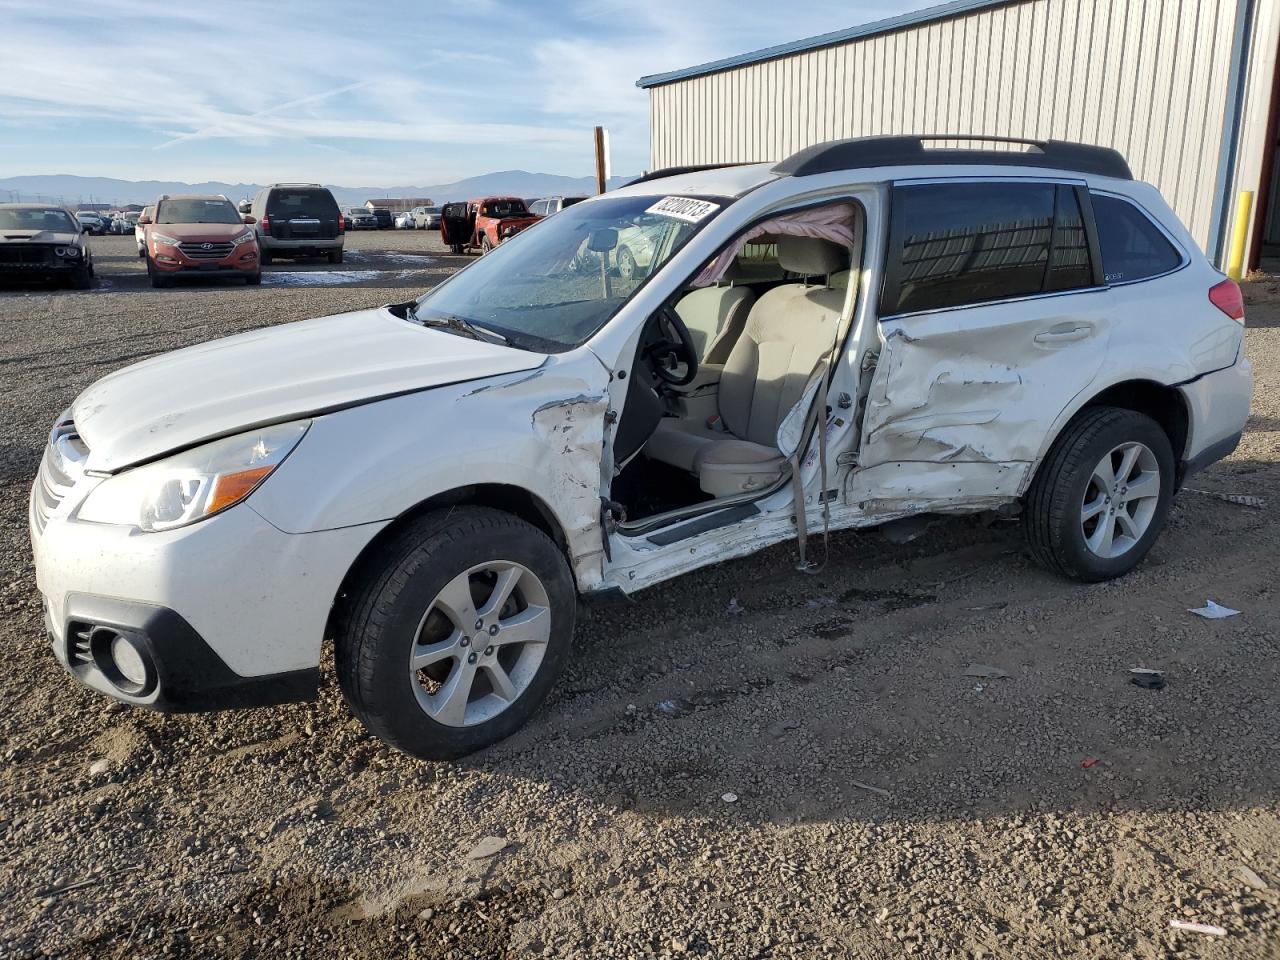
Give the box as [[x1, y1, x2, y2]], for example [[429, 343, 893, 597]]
[[484, 646, 494, 656], [467, 652, 478, 664], [475, 619, 484, 631], [460, 636, 470, 647], [488, 624, 499, 636]]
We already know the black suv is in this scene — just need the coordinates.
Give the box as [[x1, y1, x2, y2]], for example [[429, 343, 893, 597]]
[[249, 184, 344, 264]]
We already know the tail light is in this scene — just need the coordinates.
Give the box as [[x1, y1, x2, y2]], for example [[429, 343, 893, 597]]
[[259, 213, 271, 232], [338, 214, 345, 233], [1208, 278, 1245, 323]]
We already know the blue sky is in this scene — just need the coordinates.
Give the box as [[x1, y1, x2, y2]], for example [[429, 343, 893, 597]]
[[1, 0, 930, 186]]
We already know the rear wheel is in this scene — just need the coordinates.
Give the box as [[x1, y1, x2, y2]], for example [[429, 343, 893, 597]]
[[329, 249, 343, 264], [335, 507, 575, 759], [1023, 406, 1174, 581], [480, 235, 493, 255]]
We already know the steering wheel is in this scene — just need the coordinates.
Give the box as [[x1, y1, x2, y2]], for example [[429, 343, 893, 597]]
[[642, 306, 699, 387]]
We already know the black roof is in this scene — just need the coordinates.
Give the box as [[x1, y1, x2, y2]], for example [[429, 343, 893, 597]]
[[774, 135, 1133, 179]]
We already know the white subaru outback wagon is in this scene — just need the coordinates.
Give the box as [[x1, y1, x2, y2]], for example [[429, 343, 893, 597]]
[[31, 136, 1253, 759]]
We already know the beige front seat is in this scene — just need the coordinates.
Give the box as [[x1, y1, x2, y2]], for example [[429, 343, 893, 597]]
[[646, 236, 847, 497], [674, 265, 756, 364]]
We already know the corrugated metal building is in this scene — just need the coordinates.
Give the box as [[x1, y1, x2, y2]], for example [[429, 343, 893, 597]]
[[637, 0, 1280, 269]]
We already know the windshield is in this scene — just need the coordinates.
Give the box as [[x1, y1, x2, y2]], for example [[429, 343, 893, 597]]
[[0, 208, 76, 231], [482, 199, 528, 218], [426, 206, 440, 214], [414, 194, 724, 350], [157, 199, 241, 225]]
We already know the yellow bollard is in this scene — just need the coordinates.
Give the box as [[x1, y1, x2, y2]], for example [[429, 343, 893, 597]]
[[1227, 190, 1254, 281]]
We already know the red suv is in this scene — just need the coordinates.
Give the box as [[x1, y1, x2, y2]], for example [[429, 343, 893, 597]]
[[140, 195, 261, 287]]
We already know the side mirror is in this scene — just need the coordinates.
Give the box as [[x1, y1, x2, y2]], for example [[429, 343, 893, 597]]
[[138, 214, 152, 225], [587, 227, 618, 253], [776, 368, 827, 460], [242, 215, 256, 225]]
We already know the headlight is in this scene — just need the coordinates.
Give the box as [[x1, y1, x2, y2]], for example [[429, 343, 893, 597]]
[[54, 246, 81, 258], [77, 421, 309, 532], [151, 233, 178, 247], [232, 230, 255, 246]]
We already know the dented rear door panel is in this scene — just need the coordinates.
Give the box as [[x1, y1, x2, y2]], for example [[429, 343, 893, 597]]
[[854, 287, 1115, 506]]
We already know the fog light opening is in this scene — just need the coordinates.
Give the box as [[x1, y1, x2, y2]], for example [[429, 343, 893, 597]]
[[90, 627, 156, 697]]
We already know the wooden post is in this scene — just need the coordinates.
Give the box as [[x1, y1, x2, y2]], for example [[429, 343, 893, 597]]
[[594, 126, 610, 194]]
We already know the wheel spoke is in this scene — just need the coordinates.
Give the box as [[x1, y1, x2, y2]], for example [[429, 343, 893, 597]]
[[483, 661, 519, 701], [1091, 458, 1116, 496], [1115, 509, 1141, 541], [433, 572, 478, 630], [1116, 444, 1141, 486], [1124, 472, 1160, 503], [411, 636, 459, 672], [1087, 515, 1117, 557], [428, 662, 477, 725], [493, 604, 551, 647], [477, 565, 522, 620], [1081, 495, 1108, 522]]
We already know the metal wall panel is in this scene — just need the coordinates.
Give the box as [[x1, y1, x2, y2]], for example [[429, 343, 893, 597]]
[[646, 0, 1242, 252]]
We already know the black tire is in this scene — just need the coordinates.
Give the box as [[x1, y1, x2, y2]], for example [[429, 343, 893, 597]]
[[259, 249, 273, 266], [245, 271, 261, 285], [329, 249, 343, 264], [450, 243, 464, 255], [146, 256, 172, 288], [68, 265, 92, 290], [335, 507, 575, 760], [480, 235, 492, 255], [1023, 406, 1175, 582], [137, 245, 146, 259]]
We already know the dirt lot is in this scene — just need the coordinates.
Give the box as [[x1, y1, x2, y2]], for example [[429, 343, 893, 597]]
[[1, 232, 1278, 959]]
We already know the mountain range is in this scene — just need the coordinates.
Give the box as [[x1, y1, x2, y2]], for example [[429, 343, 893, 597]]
[[0, 170, 640, 209]]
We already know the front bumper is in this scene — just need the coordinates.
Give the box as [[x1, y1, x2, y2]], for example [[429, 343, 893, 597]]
[[152, 247, 258, 275], [0, 259, 85, 278], [47, 595, 317, 711], [32, 479, 386, 711]]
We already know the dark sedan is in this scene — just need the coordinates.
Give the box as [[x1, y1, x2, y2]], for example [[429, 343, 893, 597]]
[[0, 204, 94, 289]]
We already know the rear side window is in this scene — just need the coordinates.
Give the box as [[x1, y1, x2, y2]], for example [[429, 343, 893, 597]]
[[267, 189, 338, 216], [1091, 194, 1182, 284], [883, 182, 1097, 314]]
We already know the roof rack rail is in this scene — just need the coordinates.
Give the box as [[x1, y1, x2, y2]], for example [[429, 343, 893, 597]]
[[269, 182, 325, 188], [625, 162, 751, 187], [773, 135, 1133, 180]]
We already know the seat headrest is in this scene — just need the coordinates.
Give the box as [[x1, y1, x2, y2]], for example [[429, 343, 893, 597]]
[[777, 236, 845, 278]]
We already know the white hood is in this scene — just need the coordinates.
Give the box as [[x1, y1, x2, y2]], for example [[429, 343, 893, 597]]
[[72, 306, 544, 471]]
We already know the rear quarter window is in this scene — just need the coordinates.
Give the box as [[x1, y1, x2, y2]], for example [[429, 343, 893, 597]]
[[1091, 194, 1183, 284]]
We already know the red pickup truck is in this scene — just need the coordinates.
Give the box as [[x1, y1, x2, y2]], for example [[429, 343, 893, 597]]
[[439, 197, 539, 254]]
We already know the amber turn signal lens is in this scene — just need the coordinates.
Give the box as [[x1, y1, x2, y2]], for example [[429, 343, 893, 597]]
[[206, 465, 274, 515]]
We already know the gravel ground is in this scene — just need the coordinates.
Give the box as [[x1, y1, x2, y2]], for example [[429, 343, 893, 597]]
[[1, 233, 1278, 959]]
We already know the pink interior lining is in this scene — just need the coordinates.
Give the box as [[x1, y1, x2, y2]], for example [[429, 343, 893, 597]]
[[693, 203, 859, 286]]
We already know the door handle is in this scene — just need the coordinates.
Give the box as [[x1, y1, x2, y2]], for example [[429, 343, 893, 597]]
[[1034, 324, 1092, 344]]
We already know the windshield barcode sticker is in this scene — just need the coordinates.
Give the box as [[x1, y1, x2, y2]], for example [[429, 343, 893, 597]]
[[646, 197, 720, 223]]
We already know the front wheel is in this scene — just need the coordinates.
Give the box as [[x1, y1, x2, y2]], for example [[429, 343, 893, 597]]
[[1023, 406, 1174, 582], [480, 235, 492, 255], [335, 507, 575, 760]]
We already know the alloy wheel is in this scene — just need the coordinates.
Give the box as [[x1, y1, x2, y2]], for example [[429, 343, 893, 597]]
[[407, 561, 551, 727], [1080, 441, 1161, 559]]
